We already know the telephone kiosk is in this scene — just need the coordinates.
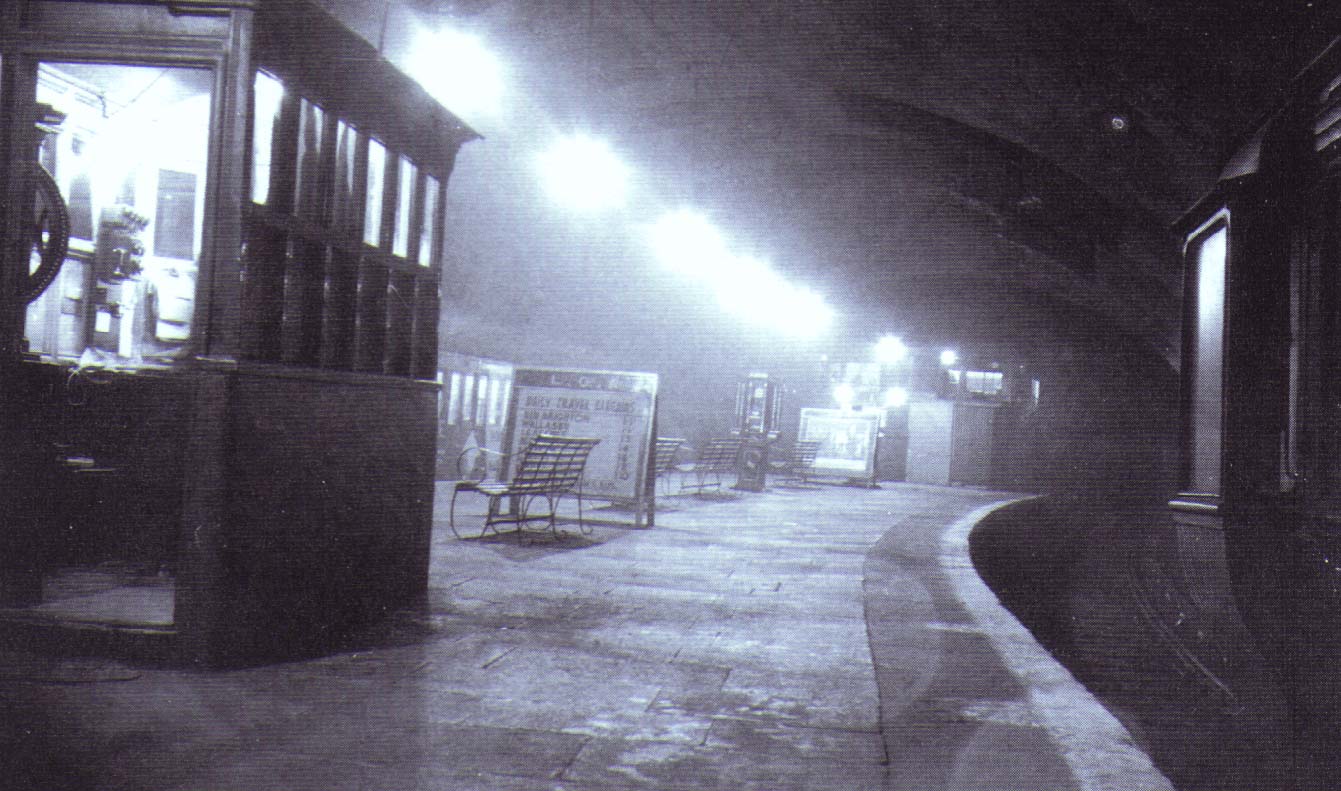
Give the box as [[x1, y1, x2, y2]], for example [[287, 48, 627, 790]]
[[732, 373, 782, 492]]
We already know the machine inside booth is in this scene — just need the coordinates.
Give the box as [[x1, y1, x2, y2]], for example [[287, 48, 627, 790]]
[[0, 0, 476, 666]]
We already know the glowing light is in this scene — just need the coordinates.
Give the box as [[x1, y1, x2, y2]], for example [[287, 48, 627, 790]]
[[883, 387, 909, 408], [648, 211, 834, 337], [407, 27, 503, 121], [833, 383, 855, 409], [711, 255, 833, 337], [874, 335, 908, 365], [940, 349, 958, 367], [649, 210, 730, 277], [537, 135, 629, 212]]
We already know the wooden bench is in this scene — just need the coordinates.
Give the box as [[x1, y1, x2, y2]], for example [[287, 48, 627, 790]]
[[653, 437, 686, 495], [449, 434, 601, 538], [679, 436, 743, 494], [775, 439, 822, 487]]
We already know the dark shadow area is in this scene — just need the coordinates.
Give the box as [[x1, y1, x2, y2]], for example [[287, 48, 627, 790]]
[[451, 528, 619, 562], [969, 496, 1294, 791]]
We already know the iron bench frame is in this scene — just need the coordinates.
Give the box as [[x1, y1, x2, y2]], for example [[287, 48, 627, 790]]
[[449, 434, 601, 538], [678, 436, 743, 494], [775, 439, 822, 487], [652, 437, 686, 495]]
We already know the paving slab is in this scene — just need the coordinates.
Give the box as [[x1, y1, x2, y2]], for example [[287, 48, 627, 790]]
[[0, 483, 1174, 790]]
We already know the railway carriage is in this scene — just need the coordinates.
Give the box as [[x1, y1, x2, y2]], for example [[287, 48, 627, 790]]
[[1174, 36, 1341, 772]]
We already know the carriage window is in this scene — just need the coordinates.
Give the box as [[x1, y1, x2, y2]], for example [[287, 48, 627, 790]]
[[251, 70, 284, 206], [393, 156, 416, 258], [462, 373, 476, 424], [447, 371, 462, 426], [240, 71, 443, 377], [476, 374, 489, 424], [24, 62, 213, 366], [1187, 220, 1227, 495], [363, 137, 387, 247], [332, 119, 361, 238], [488, 376, 503, 425], [294, 98, 327, 222], [419, 174, 439, 267]]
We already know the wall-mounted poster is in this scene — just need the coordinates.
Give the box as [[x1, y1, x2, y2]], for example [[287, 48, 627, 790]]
[[798, 408, 881, 482], [503, 367, 659, 525]]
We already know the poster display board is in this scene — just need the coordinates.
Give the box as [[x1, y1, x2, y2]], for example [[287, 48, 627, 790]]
[[798, 408, 881, 482], [504, 367, 659, 524]]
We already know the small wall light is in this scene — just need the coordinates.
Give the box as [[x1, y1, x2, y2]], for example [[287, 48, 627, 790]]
[[833, 382, 855, 410], [883, 386, 909, 409]]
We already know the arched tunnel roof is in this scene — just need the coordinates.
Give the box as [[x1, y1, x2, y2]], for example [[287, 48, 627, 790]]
[[316, 0, 1341, 373]]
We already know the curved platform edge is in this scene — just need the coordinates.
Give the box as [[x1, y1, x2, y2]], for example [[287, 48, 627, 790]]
[[941, 499, 1176, 791]]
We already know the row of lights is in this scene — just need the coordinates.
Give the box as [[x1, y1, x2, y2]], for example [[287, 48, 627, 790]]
[[648, 210, 834, 337], [406, 28, 834, 338]]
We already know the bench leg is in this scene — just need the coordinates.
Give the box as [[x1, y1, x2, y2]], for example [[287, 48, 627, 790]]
[[483, 494, 513, 537], [449, 488, 465, 539], [575, 490, 592, 536], [543, 494, 558, 536]]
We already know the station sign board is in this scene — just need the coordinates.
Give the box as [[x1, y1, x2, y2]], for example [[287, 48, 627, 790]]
[[503, 367, 659, 510]]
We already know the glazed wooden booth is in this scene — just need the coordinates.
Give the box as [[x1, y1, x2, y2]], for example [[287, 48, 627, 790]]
[[0, 0, 477, 666]]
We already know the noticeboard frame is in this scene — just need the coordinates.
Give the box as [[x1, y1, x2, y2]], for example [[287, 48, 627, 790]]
[[501, 366, 659, 528], [798, 407, 881, 484]]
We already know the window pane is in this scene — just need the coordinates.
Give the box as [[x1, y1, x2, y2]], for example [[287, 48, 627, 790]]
[[393, 156, 415, 258], [476, 375, 489, 424], [252, 70, 284, 205], [462, 374, 476, 425], [154, 169, 196, 260], [294, 98, 326, 221], [447, 372, 461, 426], [363, 137, 386, 247], [332, 120, 361, 238], [1189, 224, 1227, 494], [26, 62, 212, 367], [419, 174, 439, 267]]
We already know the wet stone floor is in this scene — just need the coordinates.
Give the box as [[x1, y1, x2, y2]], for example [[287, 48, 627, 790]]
[[0, 483, 1151, 790]]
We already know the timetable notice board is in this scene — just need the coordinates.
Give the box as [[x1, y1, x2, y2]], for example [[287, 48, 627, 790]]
[[798, 407, 881, 482], [504, 367, 659, 503]]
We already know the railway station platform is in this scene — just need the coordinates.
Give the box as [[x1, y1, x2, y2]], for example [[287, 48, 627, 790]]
[[0, 483, 1282, 790]]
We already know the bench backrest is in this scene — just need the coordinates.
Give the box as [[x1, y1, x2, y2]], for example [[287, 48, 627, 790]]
[[653, 437, 686, 475], [509, 434, 602, 494], [698, 437, 743, 472], [790, 440, 821, 468]]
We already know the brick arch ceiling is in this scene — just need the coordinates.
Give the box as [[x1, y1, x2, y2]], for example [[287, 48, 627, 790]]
[[321, 0, 1338, 368]]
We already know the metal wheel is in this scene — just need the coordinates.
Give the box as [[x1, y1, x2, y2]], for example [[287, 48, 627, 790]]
[[19, 162, 69, 304]]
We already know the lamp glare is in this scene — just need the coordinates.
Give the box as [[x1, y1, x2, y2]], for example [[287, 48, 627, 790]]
[[407, 28, 504, 121], [833, 383, 855, 409], [883, 387, 909, 408], [538, 135, 629, 212], [875, 335, 908, 364]]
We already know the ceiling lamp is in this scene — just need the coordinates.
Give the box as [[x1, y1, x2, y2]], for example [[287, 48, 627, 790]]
[[537, 135, 629, 212], [406, 27, 503, 121]]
